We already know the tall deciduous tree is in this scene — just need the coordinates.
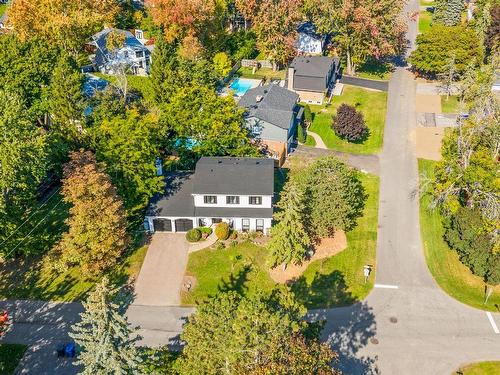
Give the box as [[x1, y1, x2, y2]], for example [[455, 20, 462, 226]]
[[251, 0, 303, 68], [409, 25, 483, 77], [94, 110, 165, 216], [304, 0, 406, 74], [70, 277, 142, 374], [301, 156, 366, 237], [433, 0, 464, 26], [8, 0, 119, 54], [268, 180, 311, 269], [0, 92, 47, 251], [52, 151, 129, 276], [160, 84, 258, 158], [176, 288, 332, 374]]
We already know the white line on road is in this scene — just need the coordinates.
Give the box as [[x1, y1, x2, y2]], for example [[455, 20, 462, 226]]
[[486, 312, 499, 334], [374, 284, 399, 289]]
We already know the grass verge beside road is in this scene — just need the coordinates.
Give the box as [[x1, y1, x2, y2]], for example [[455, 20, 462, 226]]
[[454, 361, 500, 375], [441, 95, 461, 114], [419, 159, 500, 311], [419, 10, 433, 33], [183, 173, 379, 309], [308, 86, 387, 154], [0, 344, 27, 375]]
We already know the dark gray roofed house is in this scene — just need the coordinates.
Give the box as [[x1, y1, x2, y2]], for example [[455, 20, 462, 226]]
[[238, 84, 302, 164], [287, 56, 340, 104], [145, 157, 274, 234]]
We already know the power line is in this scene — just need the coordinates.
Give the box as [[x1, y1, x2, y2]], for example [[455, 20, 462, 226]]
[[0, 187, 61, 248], [2, 198, 64, 258]]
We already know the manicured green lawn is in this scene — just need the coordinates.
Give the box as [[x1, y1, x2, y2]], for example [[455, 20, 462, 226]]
[[420, 0, 435, 6], [419, 159, 500, 311], [441, 95, 461, 114], [237, 66, 286, 81], [304, 134, 316, 146], [0, 5, 7, 17], [183, 173, 379, 309], [419, 10, 433, 33], [308, 86, 387, 154], [0, 344, 27, 375], [455, 361, 500, 375], [182, 241, 275, 305], [291, 173, 379, 308], [356, 60, 393, 81]]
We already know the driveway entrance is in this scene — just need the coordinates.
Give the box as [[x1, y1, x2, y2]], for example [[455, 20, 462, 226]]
[[133, 233, 188, 306]]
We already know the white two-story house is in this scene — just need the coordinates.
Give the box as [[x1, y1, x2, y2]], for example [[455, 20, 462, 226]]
[[145, 157, 274, 234]]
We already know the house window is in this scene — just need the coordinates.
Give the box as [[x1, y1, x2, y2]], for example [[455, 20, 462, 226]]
[[242, 219, 250, 232], [249, 196, 262, 205], [256, 219, 264, 232], [226, 196, 240, 204], [252, 125, 261, 135], [204, 195, 217, 204], [135, 30, 144, 39], [136, 50, 143, 58], [123, 51, 129, 58]]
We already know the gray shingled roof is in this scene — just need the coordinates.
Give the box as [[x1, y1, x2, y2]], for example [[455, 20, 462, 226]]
[[290, 56, 336, 78], [147, 173, 195, 217], [194, 157, 274, 195], [237, 84, 299, 130]]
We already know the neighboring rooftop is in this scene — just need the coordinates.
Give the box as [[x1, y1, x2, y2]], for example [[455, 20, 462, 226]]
[[193, 157, 275, 195], [238, 84, 299, 130]]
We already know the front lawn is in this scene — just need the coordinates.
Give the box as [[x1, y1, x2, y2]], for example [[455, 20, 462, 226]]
[[308, 86, 387, 154], [304, 134, 316, 146], [356, 59, 393, 81], [419, 10, 433, 33], [291, 173, 379, 308], [419, 159, 500, 311], [183, 172, 379, 309], [441, 95, 461, 114], [0, 344, 27, 375], [455, 362, 500, 375], [182, 241, 275, 305]]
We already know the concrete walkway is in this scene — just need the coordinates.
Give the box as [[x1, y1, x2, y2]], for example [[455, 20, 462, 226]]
[[134, 233, 188, 306], [307, 130, 327, 149]]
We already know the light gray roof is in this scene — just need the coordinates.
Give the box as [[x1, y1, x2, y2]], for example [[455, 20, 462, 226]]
[[290, 56, 336, 78], [238, 84, 299, 130], [194, 157, 274, 195]]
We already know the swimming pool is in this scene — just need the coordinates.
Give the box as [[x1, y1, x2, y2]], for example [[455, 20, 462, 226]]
[[229, 78, 262, 96]]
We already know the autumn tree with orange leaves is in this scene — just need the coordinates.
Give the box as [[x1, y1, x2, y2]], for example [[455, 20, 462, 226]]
[[304, 0, 406, 74], [8, 0, 119, 53]]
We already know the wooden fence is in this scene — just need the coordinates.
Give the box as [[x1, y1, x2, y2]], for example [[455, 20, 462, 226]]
[[241, 59, 275, 70]]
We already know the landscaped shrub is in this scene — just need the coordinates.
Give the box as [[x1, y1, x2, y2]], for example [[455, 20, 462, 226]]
[[229, 230, 238, 240], [332, 104, 368, 142], [186, 228, 202, 242], [296, 124, 307, 144], [303, 104, 312, 126], [215, 222, 230, 240]]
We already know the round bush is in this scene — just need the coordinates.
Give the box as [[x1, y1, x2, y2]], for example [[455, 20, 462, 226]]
[[332, 104, 368, 142], [215, 222, 230, 240], [186, 228, 202, 242]]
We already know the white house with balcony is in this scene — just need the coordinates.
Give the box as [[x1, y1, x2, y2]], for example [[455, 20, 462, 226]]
[[145, 157, 274, 234], [86, 27, 152, 76]]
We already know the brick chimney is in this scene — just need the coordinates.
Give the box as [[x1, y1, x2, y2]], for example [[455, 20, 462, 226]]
[[287, 67, 295, 91]]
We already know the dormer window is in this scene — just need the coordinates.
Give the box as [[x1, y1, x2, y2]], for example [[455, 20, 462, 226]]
[[249, 196, 262, 205], [204, 195, 217, 204], [226, 196, 240, 204]]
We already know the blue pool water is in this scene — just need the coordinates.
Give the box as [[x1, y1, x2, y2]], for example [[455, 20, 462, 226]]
[[230, 78, 253, 96]]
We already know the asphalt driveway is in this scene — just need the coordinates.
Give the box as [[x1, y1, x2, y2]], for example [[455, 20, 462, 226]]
[[133, 233, 189, 306]]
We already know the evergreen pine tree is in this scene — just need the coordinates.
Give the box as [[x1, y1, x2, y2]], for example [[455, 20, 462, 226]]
[[150, 33, 178, 104], [268, 180, 311, 269], [433, 0, 464, 26], [48, 53, 86, 137], [70, 277, 141, 374]]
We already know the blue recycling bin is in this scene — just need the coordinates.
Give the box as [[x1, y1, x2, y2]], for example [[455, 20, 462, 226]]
[[65, 343, 76, 358]]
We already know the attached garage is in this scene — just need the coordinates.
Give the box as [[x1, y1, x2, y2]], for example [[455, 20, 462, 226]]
[[174, 219, 193, 232], [152, 218, 172, 232]]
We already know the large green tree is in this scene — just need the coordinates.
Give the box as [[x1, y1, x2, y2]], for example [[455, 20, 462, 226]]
[[177, 288, 337, 374], [0, 91, 47, 252], [300, 156, 366, 238], [433, 0, 464, 26], [70, 277, 142, 374], [51, 151, 129, 276], [409, 25, 483, 76], [268, 180, 311, 269], [94, 110, 165, 216], [160, 84, 258, 159], [304, 0, 406, 74]]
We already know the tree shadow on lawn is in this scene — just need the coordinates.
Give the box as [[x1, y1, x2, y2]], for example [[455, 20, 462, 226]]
[[217, 263, 252, 296]]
